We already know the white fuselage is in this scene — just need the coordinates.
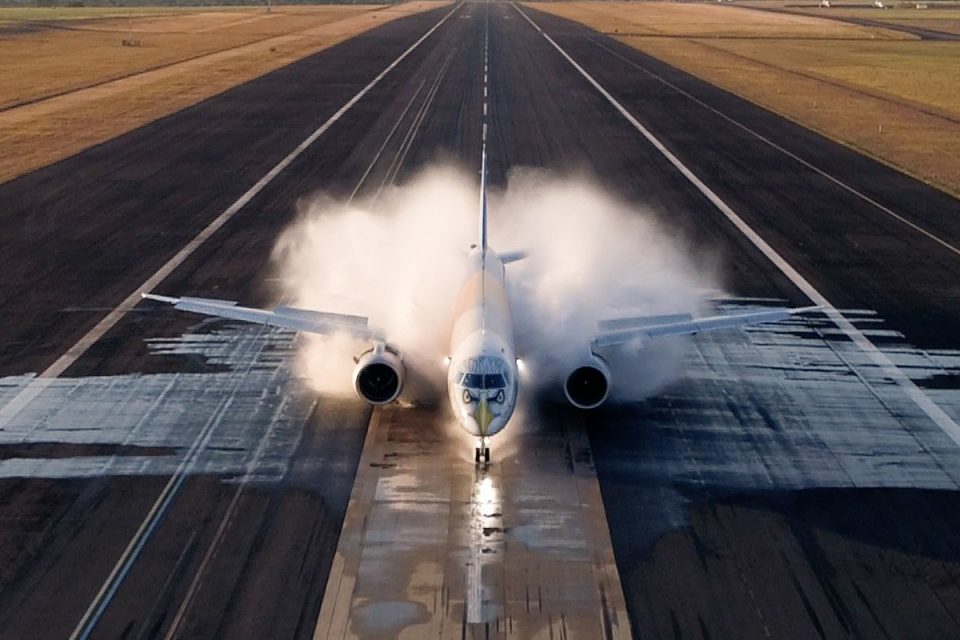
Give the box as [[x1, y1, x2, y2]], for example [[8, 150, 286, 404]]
[[447, 248, 518, 438]]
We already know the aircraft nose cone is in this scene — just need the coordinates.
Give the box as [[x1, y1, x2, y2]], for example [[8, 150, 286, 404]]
[[473, 396, 495, 435]]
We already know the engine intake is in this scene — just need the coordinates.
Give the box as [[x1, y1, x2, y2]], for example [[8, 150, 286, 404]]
[[564, 354, 611, 409], [353, 346, 404, 405]]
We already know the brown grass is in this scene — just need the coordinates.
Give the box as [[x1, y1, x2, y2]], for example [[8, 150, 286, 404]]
[[537, 1, 911, 38], [528, 1, 960, 196], [0, 3, 448, 184], [0, 7, 375, 108], [738, 2, 960, 36]]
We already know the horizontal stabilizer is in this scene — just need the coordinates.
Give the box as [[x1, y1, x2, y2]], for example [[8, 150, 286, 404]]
[[142, 293, 376, 339], [498, 250, 528, 265]]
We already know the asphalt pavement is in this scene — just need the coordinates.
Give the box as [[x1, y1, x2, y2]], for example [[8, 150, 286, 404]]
[[1, 2, 960, 638]]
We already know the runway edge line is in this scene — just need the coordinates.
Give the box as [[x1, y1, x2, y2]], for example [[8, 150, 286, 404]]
[[54, 6, 461, 638], [0, 2, 461, 432], [311, 407, 380, 640], [587, 37, 960, 260], [511, 3, 960, 447]]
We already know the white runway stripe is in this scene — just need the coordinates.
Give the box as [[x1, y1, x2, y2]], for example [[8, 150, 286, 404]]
[[0, 4, 461, 433], [513, 3, 960, 447]]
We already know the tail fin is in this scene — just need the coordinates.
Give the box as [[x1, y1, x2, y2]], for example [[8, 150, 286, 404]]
[[479, 150, 488, 252]]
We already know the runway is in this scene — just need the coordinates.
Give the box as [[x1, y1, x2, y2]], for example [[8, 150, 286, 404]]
[[1, 1, 960, 638]]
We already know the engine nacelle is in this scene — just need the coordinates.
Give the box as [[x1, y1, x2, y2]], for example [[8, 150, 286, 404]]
[[353, 346, 404, 405], [564, 354, 611, 409]]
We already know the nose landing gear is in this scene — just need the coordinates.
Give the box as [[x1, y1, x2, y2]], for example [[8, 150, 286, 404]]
[[474, 437, 490, 464]]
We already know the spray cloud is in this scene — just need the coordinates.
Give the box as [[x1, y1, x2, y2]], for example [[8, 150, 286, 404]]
[[272, 164, 717, 405]]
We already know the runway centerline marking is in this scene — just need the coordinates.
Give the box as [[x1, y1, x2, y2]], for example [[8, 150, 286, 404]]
[[585, 37, 960, 261], [0, 3, 460, 432], [513, 3, 960, 447], [466, 12, 491, 624]]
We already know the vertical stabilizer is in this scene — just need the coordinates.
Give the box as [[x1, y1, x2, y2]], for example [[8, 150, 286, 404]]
[[479, 150, 488, 253]]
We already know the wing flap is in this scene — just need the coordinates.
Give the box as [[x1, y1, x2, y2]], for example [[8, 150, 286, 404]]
[[272, 305, 368, 328], [598, 312, 693, 332]]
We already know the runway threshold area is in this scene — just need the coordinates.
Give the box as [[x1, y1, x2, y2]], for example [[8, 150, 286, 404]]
[[313, 404, 631, 640]]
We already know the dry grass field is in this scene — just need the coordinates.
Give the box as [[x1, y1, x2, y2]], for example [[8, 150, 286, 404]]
[[0, 2, 447, 184], [0, 6, 218, 20], [545, 1, 910, 37], [879, 17, 960, 35], [0, 6, 374, 109], [740, 2, 960, 36], [530, 1, 960, 196]]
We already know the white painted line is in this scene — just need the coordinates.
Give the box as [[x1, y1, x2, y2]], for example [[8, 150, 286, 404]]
[[0, 377, 51, 432], [376, 46, 457, 197], [588, 38, 960, 260], [513, 4, 960, 446], [347, 74, 431, 204], [0, 4, 459, 431], [60, 6, 460, 637], [469, 11, 490, 621], [68, 325, 273, 640], [161, 396, 296, 640], [312, 408, 381, 640]]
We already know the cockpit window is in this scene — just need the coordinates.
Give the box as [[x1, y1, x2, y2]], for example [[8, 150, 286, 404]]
[[483, 373, 506, 389], [458, 357, 510, 390], [461, 373, 484, 388], [459, 372, 508, 390]]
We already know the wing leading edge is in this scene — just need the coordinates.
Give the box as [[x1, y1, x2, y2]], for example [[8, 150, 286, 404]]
[[141, 293, 378, 340]]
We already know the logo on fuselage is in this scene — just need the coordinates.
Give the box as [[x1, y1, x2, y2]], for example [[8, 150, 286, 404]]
[[450, 353, 517, 436]]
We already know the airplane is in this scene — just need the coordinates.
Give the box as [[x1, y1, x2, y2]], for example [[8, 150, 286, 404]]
[[143, 154, 818, 464]]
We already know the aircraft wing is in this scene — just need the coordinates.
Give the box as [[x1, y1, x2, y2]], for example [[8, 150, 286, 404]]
[[142, 293, 378, 340], [593, 306, 819, 349]]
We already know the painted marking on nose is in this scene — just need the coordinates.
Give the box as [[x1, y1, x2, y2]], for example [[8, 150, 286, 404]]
[[473, 396, 495, 435]]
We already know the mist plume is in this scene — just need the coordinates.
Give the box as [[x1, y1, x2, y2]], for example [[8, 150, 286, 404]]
[[271, 164, 717, 405]]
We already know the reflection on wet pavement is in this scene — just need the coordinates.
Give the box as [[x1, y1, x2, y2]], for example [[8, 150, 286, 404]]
[[1, 306, 959, 637]]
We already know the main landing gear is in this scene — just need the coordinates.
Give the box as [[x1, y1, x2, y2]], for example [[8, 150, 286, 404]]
[[474, 437, 490, 464]]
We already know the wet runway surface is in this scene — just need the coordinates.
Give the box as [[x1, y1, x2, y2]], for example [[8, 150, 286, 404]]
[[2, 1, 960, 638], [314, 402, 629, 639]]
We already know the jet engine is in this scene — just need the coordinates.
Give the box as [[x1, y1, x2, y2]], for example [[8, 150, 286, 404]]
[[563, 354, 611, 409], [353, 345, 404, 405]]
